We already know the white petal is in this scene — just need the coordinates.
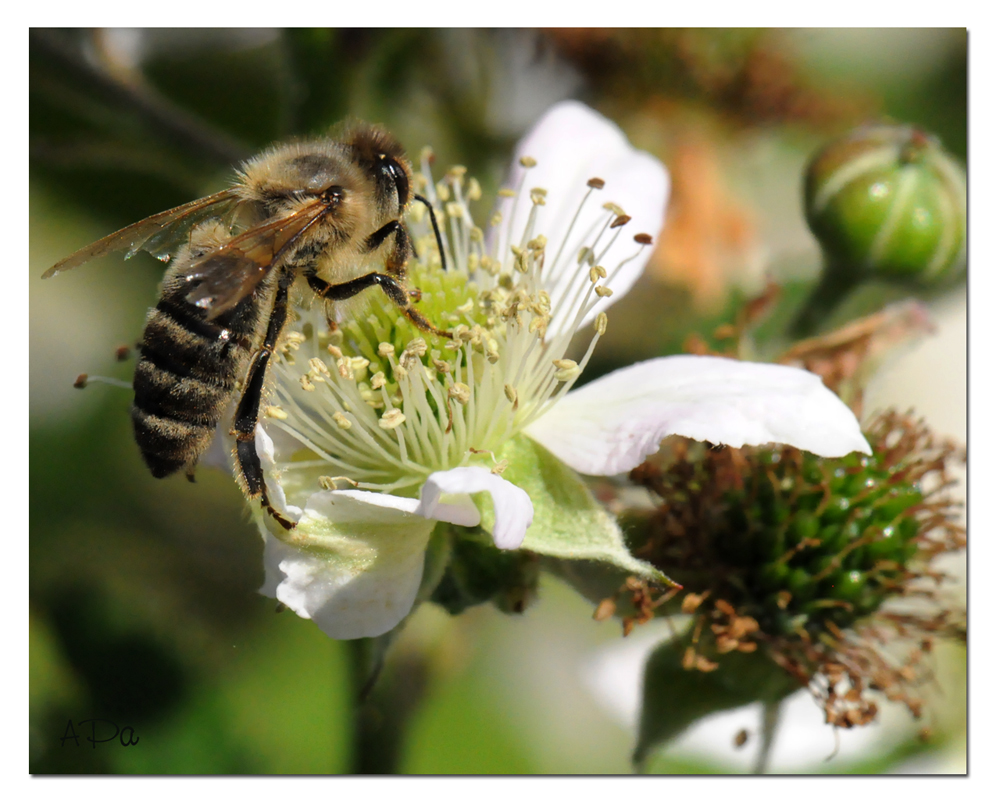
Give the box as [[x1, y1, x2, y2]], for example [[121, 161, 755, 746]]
[[260, 490, 435, 639], [525, 355, 872, 476], [417, 467, 534, 550], [255, 425, 302, 521], [494, 100, 670, 338]]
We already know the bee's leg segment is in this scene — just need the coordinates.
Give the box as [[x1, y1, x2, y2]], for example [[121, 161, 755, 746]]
[[232, 268, 296, 530], [364, 220, 410, 277], [306, 269, 451, 339], [413, 194, 448, 271]]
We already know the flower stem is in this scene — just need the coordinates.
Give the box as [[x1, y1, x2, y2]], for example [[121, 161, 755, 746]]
[[346, 636, 430, 774], [752, 700, 783, 775], [789, 259, 862, 339]]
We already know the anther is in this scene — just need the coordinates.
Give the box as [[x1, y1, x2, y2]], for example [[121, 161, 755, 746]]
[[405, 338, 427, 357], [634, 233, 653, 245], [377, 342, 395, 358], [519, 155, 538, 168], [555, 365, 581, 382], [595, 312, 608, 336], [448, 383, 471, 405], [587, 177, 606, 189], [379, 409, 406, 430], [265, 406, 288, 420], [611, 214, 632, 229], [594, 285, 614, 298], [73, 374, 131, 390], [333, 411, 352, 430], [504, 384, 519, 410], [327, 344, 343, 358], [319, 475, 359, 490], [309, 357, 330, 378]]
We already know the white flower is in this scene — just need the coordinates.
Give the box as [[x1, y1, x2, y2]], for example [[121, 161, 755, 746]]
[[254, 100, 871, 640]]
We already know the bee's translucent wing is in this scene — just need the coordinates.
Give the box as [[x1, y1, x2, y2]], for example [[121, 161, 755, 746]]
[[179, 198, 332, 319], [42, 189, 243, 279]]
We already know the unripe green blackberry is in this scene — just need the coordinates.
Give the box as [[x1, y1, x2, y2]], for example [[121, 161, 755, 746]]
[[626, 410, 963, 638], [624, 411, 965, 765], [806, 125, 966, 283], [793, 124, 966, 336]]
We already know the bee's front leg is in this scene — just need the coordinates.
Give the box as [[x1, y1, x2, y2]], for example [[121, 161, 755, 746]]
[[305, 266, 452, 339], [364, 220, 410, 278]]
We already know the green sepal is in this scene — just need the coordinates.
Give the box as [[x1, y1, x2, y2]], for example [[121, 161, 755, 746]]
[[429, 525, 539, 616], [477, 435, 667, 583], [416, 521, 454, 605], [635, 636, 800, 768]]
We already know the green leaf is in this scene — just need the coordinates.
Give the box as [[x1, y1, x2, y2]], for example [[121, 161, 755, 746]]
[[477, 435, 665, 582], [635, 637, 800, 768]]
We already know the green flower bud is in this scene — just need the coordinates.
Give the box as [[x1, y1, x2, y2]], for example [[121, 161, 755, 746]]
[[805, 124, 966, 284]]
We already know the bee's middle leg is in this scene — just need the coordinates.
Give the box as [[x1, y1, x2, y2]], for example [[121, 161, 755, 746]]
[[232, 268, 296, 530]]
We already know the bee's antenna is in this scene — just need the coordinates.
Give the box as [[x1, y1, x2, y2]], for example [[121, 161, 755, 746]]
[[413, 194, 448, 272]]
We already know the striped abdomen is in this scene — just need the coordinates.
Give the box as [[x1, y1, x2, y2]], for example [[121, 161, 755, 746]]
[[131, 286, 261, 478]]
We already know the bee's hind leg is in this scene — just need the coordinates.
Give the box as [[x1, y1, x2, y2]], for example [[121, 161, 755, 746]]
[[232, 266, 297, 531]]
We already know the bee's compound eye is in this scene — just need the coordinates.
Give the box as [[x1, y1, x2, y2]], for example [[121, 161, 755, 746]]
[[383, 159, 409, 205]]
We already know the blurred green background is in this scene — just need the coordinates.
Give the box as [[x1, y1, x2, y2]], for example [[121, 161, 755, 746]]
[[30, 28, 966, 774]]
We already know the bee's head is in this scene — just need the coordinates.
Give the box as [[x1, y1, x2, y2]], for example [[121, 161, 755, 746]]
[[345, 125, 412, 214]]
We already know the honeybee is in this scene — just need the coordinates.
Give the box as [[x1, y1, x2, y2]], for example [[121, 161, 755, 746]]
[[43, 124, 450, 529]]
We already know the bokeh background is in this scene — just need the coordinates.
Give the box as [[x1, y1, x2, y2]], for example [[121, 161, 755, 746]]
[[30, 28, 966, 774]]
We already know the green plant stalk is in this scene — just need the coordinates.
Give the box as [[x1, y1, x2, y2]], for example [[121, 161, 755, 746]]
[[347, 636, 431, 774], [753, 700, 783, 775], [789, 258, 862, 339]]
